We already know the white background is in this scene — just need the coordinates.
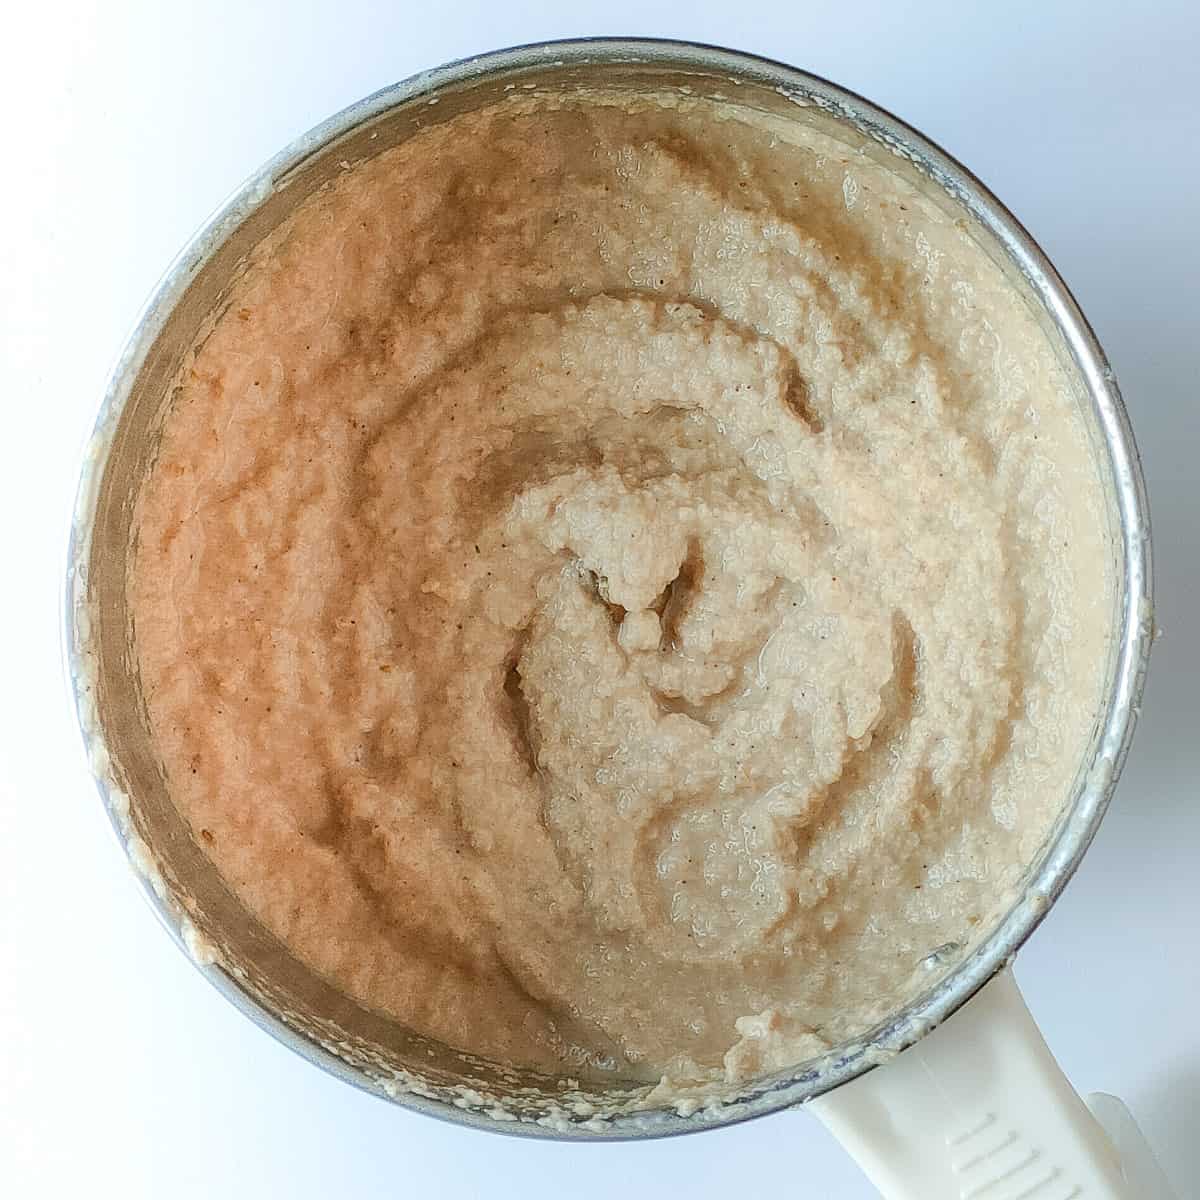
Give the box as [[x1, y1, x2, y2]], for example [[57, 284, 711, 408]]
[[2, 2, 1197, 1196]]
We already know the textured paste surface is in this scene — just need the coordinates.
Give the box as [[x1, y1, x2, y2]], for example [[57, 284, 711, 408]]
[[130, 93, 1109, 1086]]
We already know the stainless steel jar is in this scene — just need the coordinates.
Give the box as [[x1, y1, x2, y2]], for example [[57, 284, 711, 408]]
[[65, 38, 1152, 1142]]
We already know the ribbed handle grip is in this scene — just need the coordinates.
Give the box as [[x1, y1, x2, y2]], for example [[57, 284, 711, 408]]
[[810, 969, 1172, 1199]]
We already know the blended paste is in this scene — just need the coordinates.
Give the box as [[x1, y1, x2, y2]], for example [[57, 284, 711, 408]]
[[130, 92, 1109, 1086]]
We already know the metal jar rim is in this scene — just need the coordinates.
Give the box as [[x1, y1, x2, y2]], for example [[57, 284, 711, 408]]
[[65, 37, 1153, 1139]]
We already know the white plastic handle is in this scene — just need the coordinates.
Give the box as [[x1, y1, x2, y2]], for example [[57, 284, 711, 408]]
[[810, 968, 1176, 1200]]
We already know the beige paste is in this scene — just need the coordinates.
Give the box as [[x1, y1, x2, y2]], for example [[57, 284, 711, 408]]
[[129, 91, 1110, 1087]]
